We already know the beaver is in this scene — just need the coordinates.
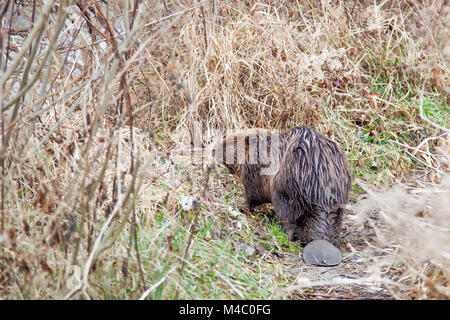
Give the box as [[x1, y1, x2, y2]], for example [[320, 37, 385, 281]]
[[214, 126, 352, 248]]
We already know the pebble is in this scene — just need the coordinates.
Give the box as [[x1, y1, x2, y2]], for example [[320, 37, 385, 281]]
[[179, 196, 198, 211], [236, 243, 255, 257], [302, 239, 342, 266], [228, 206, 242, 217], [242, 245, 255, 257]]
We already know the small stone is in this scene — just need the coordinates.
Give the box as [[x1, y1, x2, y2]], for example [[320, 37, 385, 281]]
[[179, 196, 198, 211], [242, 245, 255, 257], [302, 239, 342, 266], [236, 243, 255, 257], [228, 206, 241, 217], [370, 161, 379, 170]]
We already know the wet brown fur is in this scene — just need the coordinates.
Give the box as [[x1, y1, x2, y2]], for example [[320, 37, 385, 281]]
[[215, 126, 352, 245]]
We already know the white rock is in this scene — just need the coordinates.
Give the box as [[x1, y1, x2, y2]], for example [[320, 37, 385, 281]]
[[228, 206, 242, 217], [179, 196, 198, 211], [243, 245, 255, 257]]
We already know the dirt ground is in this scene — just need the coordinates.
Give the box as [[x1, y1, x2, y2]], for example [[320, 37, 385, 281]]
[[265, 202, 397, 300]]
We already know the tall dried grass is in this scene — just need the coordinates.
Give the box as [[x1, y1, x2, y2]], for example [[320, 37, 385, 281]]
[[354, 172, 450, 299], [0, 0, 449, 299]]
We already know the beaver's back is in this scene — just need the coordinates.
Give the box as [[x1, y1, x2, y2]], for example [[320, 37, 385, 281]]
[[275, 126, 351, 212]]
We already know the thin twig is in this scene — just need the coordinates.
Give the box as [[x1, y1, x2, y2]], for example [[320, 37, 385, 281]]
[[214, 269, 245, 299], [132, 207, 148, 292], [145, 1, 209, 28], [0, 0, 14, 238], [200, 4, 208, 52], [139, 265, 178, 300], [175, 208, 200, 299]]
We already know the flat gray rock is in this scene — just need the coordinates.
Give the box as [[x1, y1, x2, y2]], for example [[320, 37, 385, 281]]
[[236, 243, 255, 257], [302, 239, 342, 266]]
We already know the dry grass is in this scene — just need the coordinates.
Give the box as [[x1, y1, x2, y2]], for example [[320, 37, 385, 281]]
[[0, 0, 449, 299], [352, 174, 450, 299]]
